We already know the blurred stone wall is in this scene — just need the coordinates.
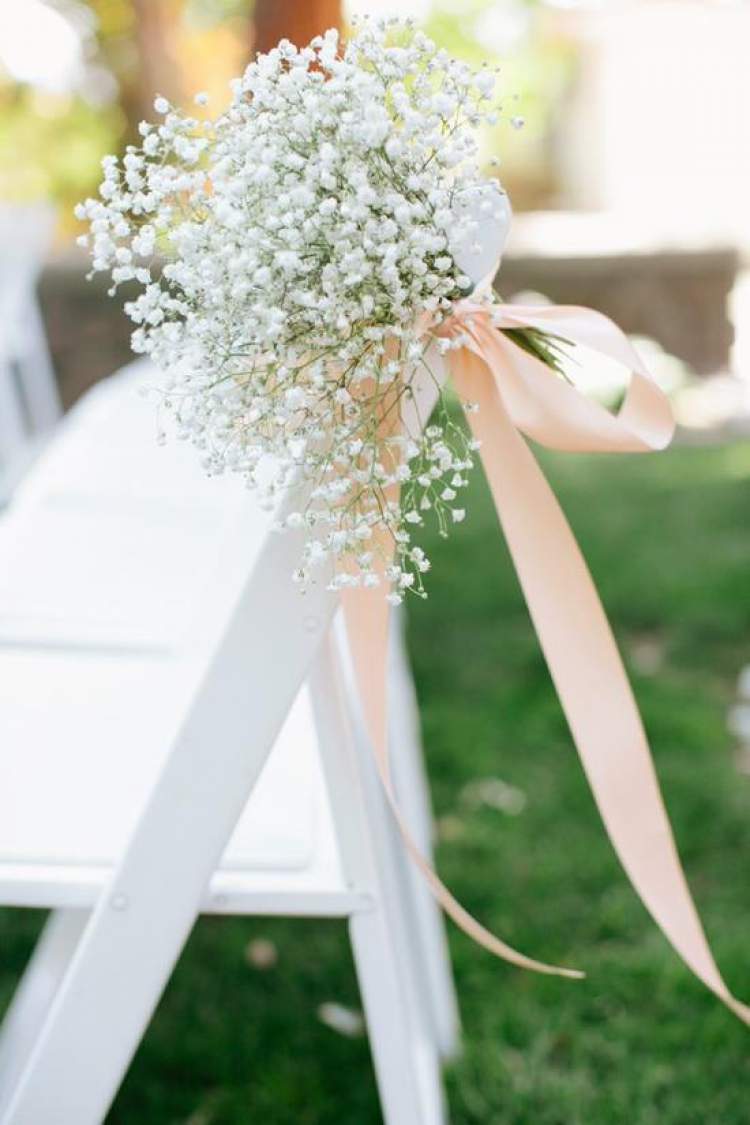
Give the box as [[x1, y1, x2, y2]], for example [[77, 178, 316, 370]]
[[40, 239, 738, 411], [39, 252, 137, 409], [497, 245, 737, 376]]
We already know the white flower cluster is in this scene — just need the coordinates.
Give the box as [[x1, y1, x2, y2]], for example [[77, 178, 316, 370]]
[[77, 18, 513, 600]]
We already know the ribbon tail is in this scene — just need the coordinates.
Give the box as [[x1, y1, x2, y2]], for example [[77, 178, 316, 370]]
[[451, 348, 750, 1024], [341, 582, 583, 979]]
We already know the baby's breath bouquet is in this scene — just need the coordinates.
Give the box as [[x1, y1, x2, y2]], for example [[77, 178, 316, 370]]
[[78, 18, 537, 602]]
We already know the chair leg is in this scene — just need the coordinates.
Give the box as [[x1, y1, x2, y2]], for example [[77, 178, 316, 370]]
[[388, 610, 461, 1060], [0, 910, 87, 1116], [350, 902, 447, 1125], [350, 748, 448, 1125], [0, 363, 28, 483], [309, 631, 447, 1125], [16, 296, 61, 432]]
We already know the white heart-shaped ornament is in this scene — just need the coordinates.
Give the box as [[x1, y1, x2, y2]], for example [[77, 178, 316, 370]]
[[447, 182, 512, 289]]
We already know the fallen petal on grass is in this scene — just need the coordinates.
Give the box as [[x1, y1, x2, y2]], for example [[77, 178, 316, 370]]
[[317, 1002, 365, 1038], [460, 777, 527, 815], [244, 938, 278, 970]]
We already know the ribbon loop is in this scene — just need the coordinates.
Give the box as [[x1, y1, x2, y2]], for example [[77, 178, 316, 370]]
[[447, 304, 675, 453]]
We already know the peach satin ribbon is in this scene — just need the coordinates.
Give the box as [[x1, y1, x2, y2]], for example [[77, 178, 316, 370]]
[[343, 300, 750, 1022]]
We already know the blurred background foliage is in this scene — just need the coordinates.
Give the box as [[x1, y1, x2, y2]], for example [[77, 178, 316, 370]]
[[423, 0, 575, 208], [0, 0, 575, 232]]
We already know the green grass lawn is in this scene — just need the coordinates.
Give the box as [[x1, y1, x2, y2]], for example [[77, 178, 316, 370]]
[[2, 441, 749, 1123]]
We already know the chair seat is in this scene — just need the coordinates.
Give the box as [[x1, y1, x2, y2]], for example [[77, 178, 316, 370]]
[[13, 359, 249, 510], [0, 495, 241, 651], [0, 647, 348, 912], [0, 646, 335, 861], [0, 362, 350, 914]]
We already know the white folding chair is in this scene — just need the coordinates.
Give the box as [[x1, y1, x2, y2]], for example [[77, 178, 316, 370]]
[[0, 204, 61, 504], [0, 361, 459, 1123]]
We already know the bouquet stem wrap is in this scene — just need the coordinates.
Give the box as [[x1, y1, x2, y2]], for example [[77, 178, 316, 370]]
[[343, 298, 750, 1023]]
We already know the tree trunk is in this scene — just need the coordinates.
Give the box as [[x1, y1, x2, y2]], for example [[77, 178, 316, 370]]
[[118, 0, 183, 139], [252, 0, 342, 55]]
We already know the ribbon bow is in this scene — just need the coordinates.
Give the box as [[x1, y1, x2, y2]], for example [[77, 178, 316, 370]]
[[342, 298, 749, 1023]]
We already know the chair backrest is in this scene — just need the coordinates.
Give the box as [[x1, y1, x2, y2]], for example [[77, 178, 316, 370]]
[[0, 203, 61, 500]]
